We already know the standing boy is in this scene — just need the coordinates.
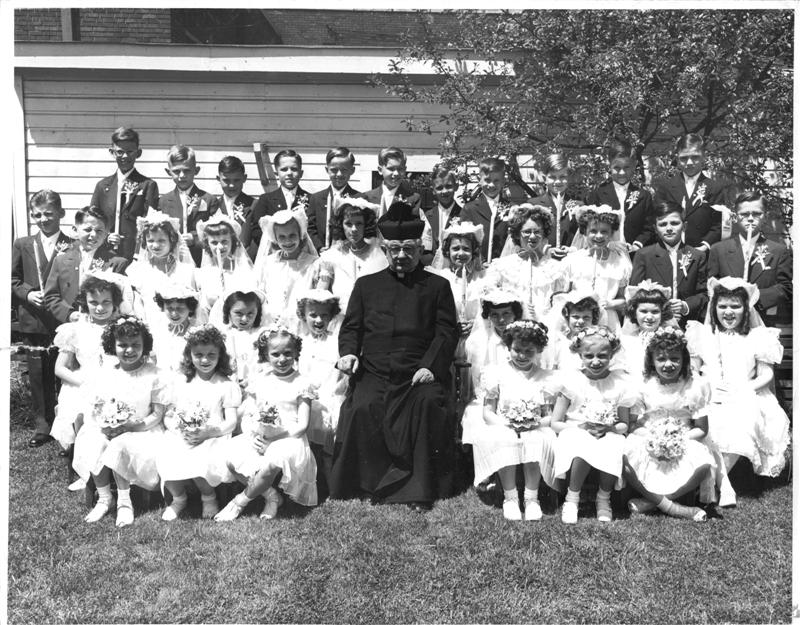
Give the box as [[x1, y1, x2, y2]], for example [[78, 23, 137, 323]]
[[215, 155, 256, 227], [460, 157, 510, 263], [531, 153, 580, 259], [307, 147, 361, 251], [358, 147, 420, 219], [421, 164, 462, 261], [12, 190, 74, 446], [241, 149, 311, 259], [159, 144, 220, 266], [707, 190, 792, 325], [586, 140, 655, 253], [652, 133, 727, 251], [90, 127, 159, 261]]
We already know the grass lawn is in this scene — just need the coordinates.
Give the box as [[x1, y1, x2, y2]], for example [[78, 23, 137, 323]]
[[7, 380, 792, 624]]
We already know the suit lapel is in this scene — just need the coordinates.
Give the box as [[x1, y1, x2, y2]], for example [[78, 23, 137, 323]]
[[726, 237, 746, 278], [600, 183, 620, 210], [747, 237, 771, 282], [652, 244, 675, 287]]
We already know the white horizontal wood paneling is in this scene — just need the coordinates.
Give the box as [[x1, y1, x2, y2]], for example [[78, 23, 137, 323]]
[[21, 69, 447, 230]]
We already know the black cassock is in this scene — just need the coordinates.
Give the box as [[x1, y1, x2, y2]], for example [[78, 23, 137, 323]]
[[329, 266, 459, 504]]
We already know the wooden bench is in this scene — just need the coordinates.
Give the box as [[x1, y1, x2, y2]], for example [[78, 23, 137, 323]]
[[774, 323, 793, 417]]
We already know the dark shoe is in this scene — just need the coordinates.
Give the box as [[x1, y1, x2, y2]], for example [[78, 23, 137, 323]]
[[28, 432, 53, 447], [58, 444, 73, 458], [407, 502, 432, 513]]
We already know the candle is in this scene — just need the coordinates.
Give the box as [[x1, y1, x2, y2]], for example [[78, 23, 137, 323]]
[[743, 223, 753, 279], [215, 247, 224, 290], [555, 202, 561, 248], [528, 255, 534, 306], [325, 191, 333, 249], [32, 238, 44, 293], [461, 265, 468, 319]]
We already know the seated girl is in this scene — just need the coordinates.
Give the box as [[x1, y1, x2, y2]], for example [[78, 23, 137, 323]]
[[150, 283, 201, 377], [541, 290, 605, 371], [618, 280, 677, 377]]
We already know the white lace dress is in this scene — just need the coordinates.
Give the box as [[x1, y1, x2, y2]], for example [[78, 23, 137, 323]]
[[317, 240, 388, 313], [126, 258, 196, 325], [256, 251, 317, 326], [485, 253, 567, 321]]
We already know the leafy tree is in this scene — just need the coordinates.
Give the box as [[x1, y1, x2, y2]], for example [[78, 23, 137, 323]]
[[373, 9, 792, 225]]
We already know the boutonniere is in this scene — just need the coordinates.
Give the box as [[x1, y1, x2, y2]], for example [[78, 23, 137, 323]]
[[678, 252, 693, 277], [187, 193, 207, 216], [625, 190, 640, 211], [693, 183, 707, 206], [121, 179, 140, 196], [565, 199, 582, 220], [498, 201, 514, 222], [232, 202, 247, 223], [89, 257, 107, 272], [55, 240, 73, 254], [751, 244, 771, 270], [295, 194, 310, 209]]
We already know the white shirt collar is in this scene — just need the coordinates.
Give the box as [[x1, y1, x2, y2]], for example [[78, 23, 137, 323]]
[[382, 184, 398, 198], [683, 172, 701, 188], [282, 187, 297, 206], [40, 230, 61, 245], [117, 168, 134, 183], [612, 181, 629, 194]]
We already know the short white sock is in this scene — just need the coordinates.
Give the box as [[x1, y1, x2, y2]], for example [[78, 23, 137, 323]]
[[96, 484, 113, 505], [565, 488, 581, 504], [235, 492, 253, 506], [503, 488, 518, 502], [170, 493, 188, 508], [117, 488, 131, 507], [201, 493, 216, 503], [523, 488, 538, 502], [596, 488, 611, 502]]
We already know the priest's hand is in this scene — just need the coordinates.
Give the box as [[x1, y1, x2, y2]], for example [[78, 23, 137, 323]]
[[411, 368, 434, 386], [337, 355, 359, 375]]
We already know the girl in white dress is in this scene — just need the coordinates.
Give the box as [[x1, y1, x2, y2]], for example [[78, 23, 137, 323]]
[[561, 206, 631, 330], [51, 273, 125, 461], [314, 199, 388, 314], [74, 317, 167, 527], [295, 289, 347, 498], [253, 209, 319, 326], [624, 327, 716, 522], [551, 326, 635, 523], [686, 277, 790, 507], [487, 205, 567, 321], [150, 283, 201, 377], [469, 321, 558, 521], [125, 212, 196, 324], [158, 325, 242, 521], [618, 280, 676, 378], [215, 326, 318, 521], [195, 213, 254, 320], [541, 290, 605, 371]]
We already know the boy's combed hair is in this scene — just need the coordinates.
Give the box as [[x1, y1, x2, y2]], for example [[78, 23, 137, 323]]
[[167, 144, 196, 166], [606, 139, 634, 163], [710, 285, 752, 335], [478, 157, 506, 174], [111, 127, 140, 146], [200, 221, 241, 254], [560, 296, 602, 325], [734, 189, 763, 209], [378, 147, 406, 167], [541, 153, 569, 175], [101, 316, 154, 357], [569, 325, 621, 354], [653, 200, 684, 220], [254, 326, 303, 363], [77, 276, 123, 313], [501, 319, 549, 350], [222, 291, 263, 327], [481, 299, 523, 320], [29, 189, 63, 213], [218, 155, 246, 175], [431, 163, 457, 182], [180, 324, 233, 381], [578, 208, 620, 233], [273, 149, 302, 169], [326, 147, 355, 167], [139, 221, 181, 254], [643, 328, 691, 381], [75, 205, 109, 227], [328, 202, 378, 241], [295, 296, 342, 321], [675, 133, 705, 153], [508, 205, 553, 245], [625, 289, 671, 324], [153, 293, 199, 316]]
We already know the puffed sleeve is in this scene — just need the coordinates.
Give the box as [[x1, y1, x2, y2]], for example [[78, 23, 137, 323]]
[[150, 370, 169, 406], [52, 321, 78, 352], [613, 372, 639, 408], [750, 326, 784, 365], [222, 379, 242, 408], [552, 370, 584, 405], [684, 320, 709, 361], [295, 375, 319, 402], [479, 364, 501, 400], [687, 378, 712, 419]]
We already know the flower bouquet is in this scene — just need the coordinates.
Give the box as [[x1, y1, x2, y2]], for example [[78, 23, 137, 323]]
[[174, 401, 210, 432], [645, 416, 688, 463], [583, 400, 617, 427], [257, 401, 281, 426], [499, 399, 543, 434], [92, 396, 136, 428]]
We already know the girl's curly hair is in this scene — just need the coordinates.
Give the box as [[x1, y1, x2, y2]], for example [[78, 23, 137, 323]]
[[139, 221, 181, 255], [328, 202, 378, 242], [625, 289, 671, 324], [577, 209, 620, 234], [254, 326, 303, 363], [709, 285, 751, 335], [481, 300, 524, 321], [569, 325, 621, 354], [643, 328, 692, 381], [441, 232, 481, 262], [501, 320, 549, 351], [101, 316, 153, 357], [77, 276, 123, 314], [179, 324, 233, 381], [153, 293, 199, 316], [222, 291, 263, 327], [295, 296, 342, 321], [508, 205, 553, 246], [200, 221, 240, 255], [560, 296, 602, 325]]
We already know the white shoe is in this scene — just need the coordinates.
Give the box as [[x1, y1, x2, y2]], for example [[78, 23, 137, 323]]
[[502, 499, 522, 521], [561, 501, 578, 524], [214, 498, 244, 522], [202, 498, 219, 519], [260, 488, 283, 520], [84, 498, 114, 523], [115, 503, 134, 527], [596, 498, 613, 523], [627, 498, 656, 514], [68, 478, 87, 492], [523, 498, 542, 521], [719, 482, 737, 508], [161, 503, 185, 522]]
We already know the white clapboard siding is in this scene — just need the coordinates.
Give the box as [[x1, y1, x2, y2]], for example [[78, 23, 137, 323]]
[[21, 69, 448, 229]]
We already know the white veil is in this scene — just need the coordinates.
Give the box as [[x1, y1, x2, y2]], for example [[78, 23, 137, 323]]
[[133, 210, 194, 270], [196, 212, 254, 275], [253, 208, 319, 280]]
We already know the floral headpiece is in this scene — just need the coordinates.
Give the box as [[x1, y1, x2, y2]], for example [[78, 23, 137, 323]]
[[260, 208, 309, 243], [81, 268, 129, 291], [624, 280, 672, 302], [135, 210, 180, 238], [255, 322, 301, 349], [480, 287, 521, 306], [115, 315, 140, 326], [197, 212, 242, 243], [219, 277, 267, 305], [569, 325, 620, 351], [296, 288, 341, 305], [154, 281, 199, 301], [441, 220, 485, 244], [707, 276, 760, 306], [573, 203, 621, 223], [184, 323, 226, 345], [647, 326, 688, 350], [335, 196, 380, 215], [551, 288, 602, 311], [504, 319, 549, 342]]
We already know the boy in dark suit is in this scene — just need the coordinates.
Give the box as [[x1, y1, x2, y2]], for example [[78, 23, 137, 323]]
[[531, 153, 580, 260], [307, 147, 361, 251], [421, 163, 462, 264], [159, 144, 220, 266], [357, 146, 421, 218], [586, 140, 655, 253], [90, 127, 159, 261], [652, 133, 727, 251], [215, 155, 256, 227], [631, 201, 708, 324], [11, 190, 74, 446], [707, 190, 792, 325], [43, 206, 128, 325], [460, 157, 510, 263], [241, 149, 311, 259]]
